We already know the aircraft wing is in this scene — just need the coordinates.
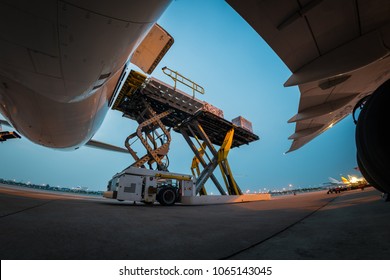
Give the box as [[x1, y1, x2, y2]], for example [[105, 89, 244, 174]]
[[0, 119, 21, 141], [226, 0, 390, 152], [1, 117, 128, 153], [0, 119, 11, 127], [85, 139, 128, 154]]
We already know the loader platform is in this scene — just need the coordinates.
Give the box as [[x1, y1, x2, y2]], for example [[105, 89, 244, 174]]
[[111, 69, 260, 195], [112, 73, 259, 147]]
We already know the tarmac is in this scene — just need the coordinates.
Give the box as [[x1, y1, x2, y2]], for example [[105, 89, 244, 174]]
[[0, 183, 389, 260]]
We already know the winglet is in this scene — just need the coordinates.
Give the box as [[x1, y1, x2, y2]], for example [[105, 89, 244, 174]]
[[341, 176, 350, 184]]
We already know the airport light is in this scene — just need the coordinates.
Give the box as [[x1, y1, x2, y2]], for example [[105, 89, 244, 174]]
[[350, 176, 358, 183]]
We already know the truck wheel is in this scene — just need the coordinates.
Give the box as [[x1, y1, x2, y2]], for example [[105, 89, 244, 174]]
[[158, 187, 177, 206]]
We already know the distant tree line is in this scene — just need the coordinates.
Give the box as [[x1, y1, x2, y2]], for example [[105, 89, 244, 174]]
[[269, 187, 323, 196], [0, 178, 103, 196]]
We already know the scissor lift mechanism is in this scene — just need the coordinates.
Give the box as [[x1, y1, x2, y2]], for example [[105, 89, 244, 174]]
[[112, 70, 259, 195]]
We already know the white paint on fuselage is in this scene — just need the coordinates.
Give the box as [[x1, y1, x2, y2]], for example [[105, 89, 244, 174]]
[[0, 0, 172, 149]]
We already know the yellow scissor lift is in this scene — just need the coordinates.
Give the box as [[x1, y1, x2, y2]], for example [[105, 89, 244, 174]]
[[111, 68, 259, 196]]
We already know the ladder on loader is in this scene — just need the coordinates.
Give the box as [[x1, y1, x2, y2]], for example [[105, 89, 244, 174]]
[[124, 101, 173, 170]]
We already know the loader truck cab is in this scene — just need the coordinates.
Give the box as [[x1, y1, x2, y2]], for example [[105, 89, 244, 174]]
[[103, 166, 195, 206]]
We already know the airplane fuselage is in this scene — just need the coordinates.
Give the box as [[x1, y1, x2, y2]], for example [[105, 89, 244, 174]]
[[0, 0, 171, 149]]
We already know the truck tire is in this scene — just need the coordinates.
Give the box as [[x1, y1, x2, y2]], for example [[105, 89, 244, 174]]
[[157, 187, 177, 206]]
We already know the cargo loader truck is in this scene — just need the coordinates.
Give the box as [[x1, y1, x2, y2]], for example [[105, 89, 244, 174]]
[[103, 166, 195, 206]]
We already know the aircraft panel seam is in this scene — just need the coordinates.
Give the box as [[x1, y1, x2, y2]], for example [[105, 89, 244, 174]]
[[60, 0, 155, 24]]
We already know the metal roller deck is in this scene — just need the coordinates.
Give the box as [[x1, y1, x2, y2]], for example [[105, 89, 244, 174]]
[[113, 73, 259, 147]]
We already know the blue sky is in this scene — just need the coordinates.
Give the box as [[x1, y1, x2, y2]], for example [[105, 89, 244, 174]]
[[0, 0, 360, 192]]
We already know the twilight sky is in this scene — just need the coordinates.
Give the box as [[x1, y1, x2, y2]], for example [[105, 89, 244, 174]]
[[0, 0, 361, 192]]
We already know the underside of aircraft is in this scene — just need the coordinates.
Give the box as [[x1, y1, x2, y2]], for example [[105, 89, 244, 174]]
[[226, 0, 390, 195], [0, 0, 172, 150]]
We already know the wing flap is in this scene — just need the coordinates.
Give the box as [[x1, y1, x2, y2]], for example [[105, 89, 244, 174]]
[[284, 30, 389, 86], [0, 119, 21, 142], [0, 130, 21, 142]]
